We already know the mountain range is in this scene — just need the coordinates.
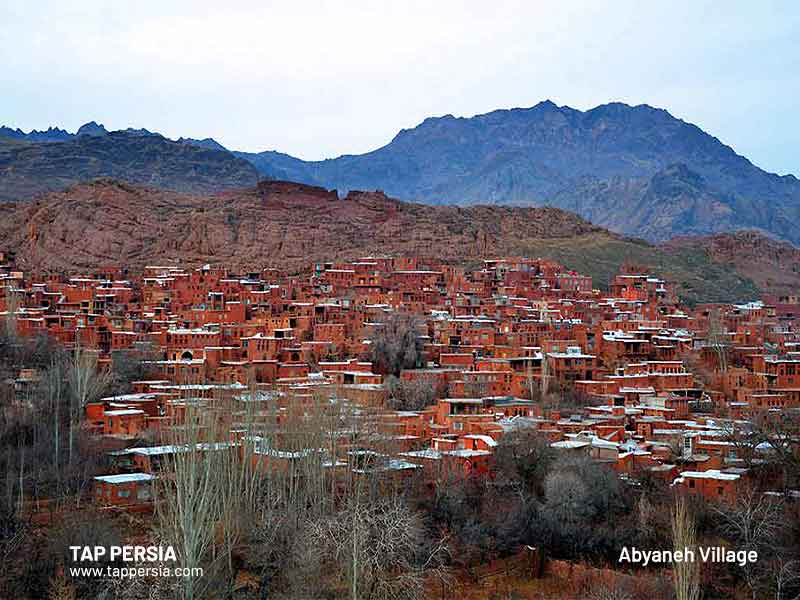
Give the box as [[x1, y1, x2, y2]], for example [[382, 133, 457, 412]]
[[235, 101, 800, 244], [0, 130, 259, 200], [1, 101, 799, 246], [0, 120, 211, 146]]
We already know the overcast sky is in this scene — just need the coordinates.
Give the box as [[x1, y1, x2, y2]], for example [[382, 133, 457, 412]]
[[1, 1, 798, 174]]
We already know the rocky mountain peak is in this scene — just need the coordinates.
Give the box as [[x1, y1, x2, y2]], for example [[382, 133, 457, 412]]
[[76, 121, 109, 137]]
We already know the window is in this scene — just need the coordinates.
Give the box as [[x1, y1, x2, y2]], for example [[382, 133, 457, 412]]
[[118, 489, 131, 498], [453, 422, 463, 431], [137, 487, 152, 501]]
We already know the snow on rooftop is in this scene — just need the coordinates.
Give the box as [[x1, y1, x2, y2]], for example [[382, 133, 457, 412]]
[[400, 449, 443, 460], [94, 472, 155, 484], [463, 434, 498, 447], [551, 440, 591, 449], [444, 449, 492, 458], [673, 469, 741, 483], [104, 409, 146, 417]]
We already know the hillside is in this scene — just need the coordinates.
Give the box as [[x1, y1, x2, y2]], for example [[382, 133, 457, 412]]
[[0, 180, 764, 304], [665, 230, 800, 297], [236, 101, 800, 244], [0, 131, 259, 201]]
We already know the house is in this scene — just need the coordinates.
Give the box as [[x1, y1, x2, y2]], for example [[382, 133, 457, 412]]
[[672, 469, 742, 501], [93, 473, 155, 507]]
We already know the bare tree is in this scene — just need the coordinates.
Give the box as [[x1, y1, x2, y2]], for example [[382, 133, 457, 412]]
[[66, 343, 112, 467], [747, 410, 800, 491], [95, 532, 177, 600], [714, 488, 783, 600], [155, 405, 227, 600], [235, 384, 358, 595], [40, 356, 67, 492], [671, 496, 700, 600], [216, 387, 265, 588], [47, 571, 76, 600], [775, 559, 800, 600], [462, 373, 489, 399], [493, 428, 554, 497], [541, 351, 551, 396], [637, 494, 658, 542], [707, 308, 729, 373], [544, 455, 622, 523], [3, 286, 20, 341], [369, 312, 424, 377], [108, 344, 159, 395], [544, 469, 591, 526], [386, 375, 443, 411], [584, 584, 635, 600], [295, 496, 448, 600]]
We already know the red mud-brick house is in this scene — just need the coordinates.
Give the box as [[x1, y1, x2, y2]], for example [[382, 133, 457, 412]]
[[596, 330, 652, 366], [672, 469, 741, 502], [440, 352, 476, 369], [103, 408, 147, 436], [399, 367, 461, 394], [555, 272, 593, 294], [338, 382, 387, 407], [431, 397, 534, 435], [449, 365, 515, 398], [757, 356, 800, 407], [93, 473, 155, 507], [443, 448, 492, 477], [679, 429, 745, 464], [400, 444, 492, 482], [116, 445, 180, 473], [85, 396, 160, 440], [462, 433, 498, 453], [246, 439, 330, 475], [115, 443, 235, 473], [613, 447, 661, 475], [543, 343, 598, 383], [347, 449, 423, 485], [398, 448, 447, 482], [163, 327, 222, 360]]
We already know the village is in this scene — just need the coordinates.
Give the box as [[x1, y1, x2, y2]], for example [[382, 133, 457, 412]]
[[2, 253, 798, 505], [1, 253, 799, 598]]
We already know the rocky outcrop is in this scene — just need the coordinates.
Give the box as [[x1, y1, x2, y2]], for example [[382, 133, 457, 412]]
[[664, 231, 800, 296], [0, 180, 601, 273], [0, 180, 775, 304]]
